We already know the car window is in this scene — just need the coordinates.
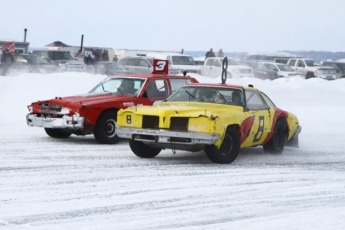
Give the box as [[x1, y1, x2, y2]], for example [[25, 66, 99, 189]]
[[245, 89, 267, 110], [127, 59, 140, 66], [169, 78, 192, 92], [144, 79, 168, 100], [260, 92, 276, 107], [119, 59, 128, 65], [288, 59, 296, 66], [205, 59, 213, 66], [139, 59, 150, 67]]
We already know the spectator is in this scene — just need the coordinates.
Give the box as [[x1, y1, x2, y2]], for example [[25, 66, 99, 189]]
[[217, 49, 224, 57], [101, 50, 109, 61], [112, 55, 118, 62], [205, 48, 216, 60]]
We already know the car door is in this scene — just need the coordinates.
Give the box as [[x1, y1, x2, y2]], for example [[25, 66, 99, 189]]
[[240, 88, 272, 147], [203, 59, 221, 77]]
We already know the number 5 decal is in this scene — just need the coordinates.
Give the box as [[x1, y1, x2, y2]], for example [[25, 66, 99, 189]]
[[253, 116, 264, 142], [155, 60, 166, 71]]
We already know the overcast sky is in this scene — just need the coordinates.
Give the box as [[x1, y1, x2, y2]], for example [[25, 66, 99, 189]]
[[2, 0, 344, 52]]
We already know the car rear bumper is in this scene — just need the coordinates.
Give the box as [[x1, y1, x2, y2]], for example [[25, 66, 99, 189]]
[[116, 127, 219, 145], [26, 113, 84, 130]]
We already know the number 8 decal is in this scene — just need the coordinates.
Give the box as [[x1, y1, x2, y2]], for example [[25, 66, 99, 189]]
[[155, 60, 166, 71], [253, 116, 264, 142]]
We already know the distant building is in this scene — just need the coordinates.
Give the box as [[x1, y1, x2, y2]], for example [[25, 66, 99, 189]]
[[0, 39, 30, 54]]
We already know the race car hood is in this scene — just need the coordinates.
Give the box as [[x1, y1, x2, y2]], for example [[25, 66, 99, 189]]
[[32, 92, 134, 107], [122, 102, 242, 118]]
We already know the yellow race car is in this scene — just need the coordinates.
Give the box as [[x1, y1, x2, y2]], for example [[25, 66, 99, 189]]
[[116, 83, 301, 164]]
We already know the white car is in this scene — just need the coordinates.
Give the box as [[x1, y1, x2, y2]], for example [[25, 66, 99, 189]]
[[202, 57, 254, 78], [261, 62, 303, 78]]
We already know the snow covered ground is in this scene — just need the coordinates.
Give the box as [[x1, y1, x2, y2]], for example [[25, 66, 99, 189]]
[[1, 72, 345, 230]]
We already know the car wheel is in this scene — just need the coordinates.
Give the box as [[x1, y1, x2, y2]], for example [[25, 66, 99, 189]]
[[306, 72, 314, 79], [44, 128, 72, 138], [205, 126, 240, 164], [263, 119, 287, 154], [129, 140, 161, 158], [341, 75, 345, 78], [93, 111, 121, 144]]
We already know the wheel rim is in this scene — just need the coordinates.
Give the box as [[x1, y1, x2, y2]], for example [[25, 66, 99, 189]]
[[105, 119, 116, 137], [220, 134, 233, 156]]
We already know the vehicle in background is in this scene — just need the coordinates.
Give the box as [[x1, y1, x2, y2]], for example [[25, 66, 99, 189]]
[[118, 56, 180, 74], [202, 57, 254, 79], [32, 50, 86, 72], [261, 62, 303, 78], [146, 52, 201, 74], [242, 51, 301, 64], [18, 53, 58, 73], [114, 49, 183, 60], [194, 56, 205, 67], [322, 61, 345, 79], [0, 52, 30, 76], [239, 61, 279, 80], [26, 60, 199, 145], [50, 46, 115, 63], [94, 61, 133, 75], [287, 58, 336, 80]]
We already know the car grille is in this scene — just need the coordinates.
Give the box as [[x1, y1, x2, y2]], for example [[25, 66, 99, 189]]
[[240, 69, 252, 74], [142, 115, 159, 129], [170, 117, 188, 131], [40, 103, 62, 112]]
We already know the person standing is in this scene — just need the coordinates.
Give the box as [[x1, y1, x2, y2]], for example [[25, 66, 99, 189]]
[[205, 48, 216, 60], [217, 49, 224, 57]]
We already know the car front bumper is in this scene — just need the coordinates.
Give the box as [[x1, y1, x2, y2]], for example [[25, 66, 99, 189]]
[[26, 113, 84, 130], [116, 127, 220, 145]]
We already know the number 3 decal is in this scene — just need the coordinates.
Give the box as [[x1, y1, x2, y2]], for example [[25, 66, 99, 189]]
[[155, 60, 166, 71]]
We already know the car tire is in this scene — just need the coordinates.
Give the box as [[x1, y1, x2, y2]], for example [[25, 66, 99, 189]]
[[93, 111, 121, 144], [263, 119, 287, 154], [44, 128, 72, 138], [205, 126, 240, 164], [306, 72, 314, 79], [129, 140, 161, 158]]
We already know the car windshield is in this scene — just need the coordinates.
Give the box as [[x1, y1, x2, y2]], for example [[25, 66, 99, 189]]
[[48, 51, 74, 60], [166, 86, 244, 106], [23, 55, 49, 64], [277, 64, 294, 71], [89, 77, 145, 96], [305, 60, 319, 67], [222, 58, 240, 65], [171, 56, 196, 65]]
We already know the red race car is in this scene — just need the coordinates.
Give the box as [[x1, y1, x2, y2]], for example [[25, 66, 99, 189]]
[[26, 60, 198, 144]]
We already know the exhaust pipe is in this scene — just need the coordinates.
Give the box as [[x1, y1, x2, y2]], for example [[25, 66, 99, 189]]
[[78, 34, 84, 53], [24, 28, 27, 42]]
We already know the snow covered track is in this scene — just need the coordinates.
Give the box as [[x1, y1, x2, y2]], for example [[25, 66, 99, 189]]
[[1, 73, 345, 229]]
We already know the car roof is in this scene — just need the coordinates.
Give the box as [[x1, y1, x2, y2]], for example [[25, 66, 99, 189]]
[[183, 82, 257, 90], [107, 73, 196, 79]]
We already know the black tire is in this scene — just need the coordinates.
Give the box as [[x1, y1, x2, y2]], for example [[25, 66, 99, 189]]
[[93, 111, 120, 144], [129, 140, 161, 158], [205, 127, 240, 164], [306, 72, 314, 79], [263, 119, 287, 154], [44, 128, 72, 138], [341, 75, 345, 79]]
